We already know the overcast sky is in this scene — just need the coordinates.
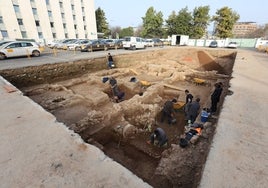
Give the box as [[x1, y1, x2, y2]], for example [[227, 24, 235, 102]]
[[94, 0, 267, 30]]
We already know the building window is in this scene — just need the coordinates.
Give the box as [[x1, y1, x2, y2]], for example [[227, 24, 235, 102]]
[[30, 0, 35, 2], [13, 5, 20, 13], [61, 13, 65, 19], [82, 7, 85, 12], [48, 11, 52, 17], [46, 0, 49, 5], [0, 16, 3, 24], [59, 2, 63, 8], [50, 22, 54, 27], [63, 23, 66, 29], [75, 34, 78, 38], [17, 19, 23, 25], [52, 33, 56, 38], [84, 25, 86, 30], [32, 8, 37, 15], [74, 25, 77, 29], [83, 16, 85, 21], [35, 20, 40, 26], [21, 31, 27, 38], [38, 32, 43, 38], [1, 30, 8, 38], [73, 15, 76, 20], [65, 33, 68, 38], [85, 34, 87, 38], [71, 4, 74, 11]]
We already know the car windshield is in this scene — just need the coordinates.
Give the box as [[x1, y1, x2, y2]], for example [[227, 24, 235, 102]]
[[0, 41, 12, 46]]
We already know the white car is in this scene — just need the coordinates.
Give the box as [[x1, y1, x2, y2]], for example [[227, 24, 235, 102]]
[[0, 41, 42, 60], [47, 40, 62, 48], [227, 42, 238, 49]]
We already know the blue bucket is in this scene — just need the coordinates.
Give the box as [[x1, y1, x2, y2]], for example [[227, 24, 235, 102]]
[[201, 111, 209, 122]]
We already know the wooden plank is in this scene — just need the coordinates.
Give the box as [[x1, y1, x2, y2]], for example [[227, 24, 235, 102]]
[[164, 84, 184, 91]]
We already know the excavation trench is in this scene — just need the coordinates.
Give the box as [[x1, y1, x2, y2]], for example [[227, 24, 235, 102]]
[[0, 48, 236, 188]]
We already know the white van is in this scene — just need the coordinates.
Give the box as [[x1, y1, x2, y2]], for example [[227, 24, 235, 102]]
[[123, 36, 146, 50]]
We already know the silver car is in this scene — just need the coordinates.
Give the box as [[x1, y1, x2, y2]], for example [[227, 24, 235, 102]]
[[0, 41, 42, 60]]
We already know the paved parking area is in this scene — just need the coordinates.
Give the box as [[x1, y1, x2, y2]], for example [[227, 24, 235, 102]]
[[0, 48, 123, 70], [0, 46, 167, 70]]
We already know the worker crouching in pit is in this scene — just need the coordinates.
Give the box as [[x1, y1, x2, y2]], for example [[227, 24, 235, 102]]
[[102, 77, 125, 103], [147, 127, 168, 147]]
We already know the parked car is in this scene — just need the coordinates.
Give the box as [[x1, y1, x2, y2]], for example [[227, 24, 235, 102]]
[[61, 39, 79, 50], [161, 39, 171, 46], [227, 42, 238, 49], [0, 41, 42, 60], [122, 36, 146, 50], [80, 40, 109, 52], [108, 39, 123, 49], [67, 39, 90, 51], [54, 39, 76, 49], [145, 39, 154, 47], [103, 39, 115, 49], [152, 38, 164, 47], [209, 41, 218, 48], [80, 40, 92, 50], [47, 40, 61, 48]]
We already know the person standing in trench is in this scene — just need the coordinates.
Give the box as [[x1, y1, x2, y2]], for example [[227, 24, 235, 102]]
[[187, 98, 201, 124], [107, 53, 115, 69], [184, 89, 193, 117], [210, 82, 223, 114]]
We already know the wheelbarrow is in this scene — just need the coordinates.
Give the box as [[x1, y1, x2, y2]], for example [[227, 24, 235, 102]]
[[193, 78, 206, 85], [173, 101, 186, 112]]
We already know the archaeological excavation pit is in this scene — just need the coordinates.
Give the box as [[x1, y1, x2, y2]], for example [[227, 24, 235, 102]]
[[0, 47, 237, 188]]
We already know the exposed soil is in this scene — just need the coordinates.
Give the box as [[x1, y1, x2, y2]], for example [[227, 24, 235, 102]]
[[16, 47, 236, 188]]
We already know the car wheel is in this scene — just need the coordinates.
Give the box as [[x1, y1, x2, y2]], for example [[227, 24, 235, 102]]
[[0, 53, 6, 60], [32, 50, 40, 57]]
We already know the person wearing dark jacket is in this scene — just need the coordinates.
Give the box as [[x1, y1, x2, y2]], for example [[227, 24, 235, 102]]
[[184, 89, 193, 115], [107, 53, 115, 69], [185, 89, 193, 103], [148, 127, 168, 147], [210, 83, 223, 113], [187, 98, 200, 124], [160, 99, 177, 125]]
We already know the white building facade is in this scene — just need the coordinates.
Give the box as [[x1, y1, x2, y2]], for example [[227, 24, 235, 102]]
[[0, 0, 97, 43]]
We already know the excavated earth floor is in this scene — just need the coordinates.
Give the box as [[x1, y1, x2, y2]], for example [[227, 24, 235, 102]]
[[0, 47, 237, 188]]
